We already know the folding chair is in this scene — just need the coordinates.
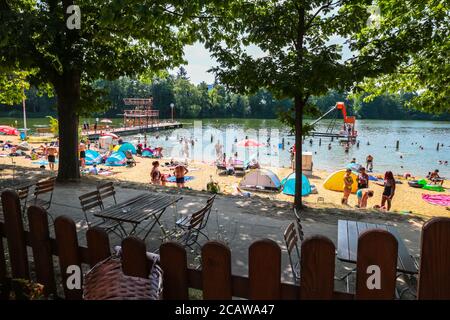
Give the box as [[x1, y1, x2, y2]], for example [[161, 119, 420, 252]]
[[97, 182, 117, 207], [216, 164, 227, 175], [174, 195, 215, 250], [234, 165, 246, 177], [284, 221, 303, 282], [79, 190, 123, 237], [29, 177, 56, 210]]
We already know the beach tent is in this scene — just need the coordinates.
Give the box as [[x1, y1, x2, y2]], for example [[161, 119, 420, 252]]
[[323, 169, 358, 193], [239, 169, 281, 192], [141, 149, 154, 158], [85, 150, 102, 165], [105, 151, 127, 166], [113, 142, 136, 155], [281, 172, 311, 196]]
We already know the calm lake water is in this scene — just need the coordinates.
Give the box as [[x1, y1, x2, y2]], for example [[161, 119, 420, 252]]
[[2, 117, 450, 176]]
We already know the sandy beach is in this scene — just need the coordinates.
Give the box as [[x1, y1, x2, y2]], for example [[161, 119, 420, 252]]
[[1, 134, 449, 219]]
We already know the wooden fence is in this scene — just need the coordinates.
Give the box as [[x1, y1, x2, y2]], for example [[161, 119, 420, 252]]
[[1, 189, 450, 300]]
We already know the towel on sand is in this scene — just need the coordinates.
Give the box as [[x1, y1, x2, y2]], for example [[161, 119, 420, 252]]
[[166, 176, 195, 183], [422, 194, 450, 206]]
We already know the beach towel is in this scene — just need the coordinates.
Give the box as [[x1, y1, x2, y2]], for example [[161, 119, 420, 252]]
[[165, 176, 195, 183], [422, 194, 450, 206], [32, 160, 59, 165]]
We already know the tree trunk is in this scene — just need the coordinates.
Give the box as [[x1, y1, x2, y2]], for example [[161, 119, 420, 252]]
[[54, 72, 81, 181], [294, 95, 304, 211]]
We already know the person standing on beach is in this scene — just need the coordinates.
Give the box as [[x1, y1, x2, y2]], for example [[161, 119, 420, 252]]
[[46, 146, 58, 171], [366, 155, 374, 172], [381, 171, 396, 211], [356, 189, 374, 208], [341, 169, 353, 205], [151, 161, 162, 185], [357, 167, 369, 190], [174, 164, 189, 188], [79, 141, 86, 168], [342, 169, 353, 205]]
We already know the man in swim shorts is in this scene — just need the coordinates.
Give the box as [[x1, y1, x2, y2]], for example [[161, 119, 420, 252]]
[[79, 141, 86, 168], [46, 146, 58, 171], [174, 164, 189, 188]]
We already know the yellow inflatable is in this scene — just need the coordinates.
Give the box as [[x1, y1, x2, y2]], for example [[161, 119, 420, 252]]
[[323, 169, 358, 193]]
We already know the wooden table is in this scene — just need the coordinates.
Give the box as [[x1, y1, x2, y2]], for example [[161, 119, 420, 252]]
[[94, 193, 182, 240], [337, 219, 418, 275]]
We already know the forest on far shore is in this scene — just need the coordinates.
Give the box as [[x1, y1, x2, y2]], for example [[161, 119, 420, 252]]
[[1, 69, 449, 121]]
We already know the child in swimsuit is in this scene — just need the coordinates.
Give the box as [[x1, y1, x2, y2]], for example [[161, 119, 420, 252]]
[[342, 169, 353, 205], [381, 171, 396, 211], [356, 189, 374, 208]]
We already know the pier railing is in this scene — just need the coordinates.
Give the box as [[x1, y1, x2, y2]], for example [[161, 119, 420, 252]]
[[1, 189, 449, 300]]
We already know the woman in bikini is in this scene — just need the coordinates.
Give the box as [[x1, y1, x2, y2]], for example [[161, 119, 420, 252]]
[[381, 171, 396, 211], [342, 168, 353, 205]]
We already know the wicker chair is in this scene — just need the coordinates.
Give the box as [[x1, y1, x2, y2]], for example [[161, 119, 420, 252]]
[[83, 249, 162, 300]]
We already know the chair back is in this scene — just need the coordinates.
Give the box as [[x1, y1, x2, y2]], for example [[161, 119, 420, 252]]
[[34, 177, 56, 196], [97, 182, 117, 205], [293, 208, 304, 241], [284, 222, 301, 280], [79, 190, 103, 223], [17, 186, 30, 201], [189, 198, 215, 231]]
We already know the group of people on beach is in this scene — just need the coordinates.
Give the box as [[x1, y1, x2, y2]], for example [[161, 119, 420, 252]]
[[342, 158, 396, 211], [150, 160, 189, 188]]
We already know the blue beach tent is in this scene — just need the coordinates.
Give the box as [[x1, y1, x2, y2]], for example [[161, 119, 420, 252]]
[[114, 142, 137, 155], [281, 172, 312, 196], [85, 150, 102, 165], [105, 151, 127, 166]]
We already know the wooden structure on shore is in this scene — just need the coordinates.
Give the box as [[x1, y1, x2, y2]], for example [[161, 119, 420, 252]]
[[1, 189, 450, 300], [123, 98, 159, 128]]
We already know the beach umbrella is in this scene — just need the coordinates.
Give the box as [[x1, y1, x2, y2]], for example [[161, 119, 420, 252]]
[[100, 118, 113, 124], [236, 139, 264, 147]]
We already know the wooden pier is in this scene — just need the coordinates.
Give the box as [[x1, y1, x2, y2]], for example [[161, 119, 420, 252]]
[[85, 121, 182, 140]]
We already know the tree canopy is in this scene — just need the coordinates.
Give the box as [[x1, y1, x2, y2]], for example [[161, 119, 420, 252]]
[[0, 0, 215, 180], [351, 0, 450, 113]]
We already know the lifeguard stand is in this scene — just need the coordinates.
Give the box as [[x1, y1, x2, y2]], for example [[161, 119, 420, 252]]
[[123, 98, 159, 128]]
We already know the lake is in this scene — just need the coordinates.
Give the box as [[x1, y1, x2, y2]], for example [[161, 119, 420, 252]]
[[2, 117, 449, 176]]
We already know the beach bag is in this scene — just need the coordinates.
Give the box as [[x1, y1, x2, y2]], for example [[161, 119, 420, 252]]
[[83, 249, 163, 300]]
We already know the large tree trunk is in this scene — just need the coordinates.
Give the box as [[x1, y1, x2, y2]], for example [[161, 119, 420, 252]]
[[294, 95, 304, 211], [54, 72, 81, 181]]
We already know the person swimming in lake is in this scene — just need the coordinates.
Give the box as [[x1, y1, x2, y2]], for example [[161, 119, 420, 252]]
[[356, 189, 374, 208], [342, 168, 353, 205], [381, 171, 396, 211]]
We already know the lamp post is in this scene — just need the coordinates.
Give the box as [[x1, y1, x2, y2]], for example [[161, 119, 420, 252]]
[[170, 103, 175, 122], [22, 86, 27, 139]]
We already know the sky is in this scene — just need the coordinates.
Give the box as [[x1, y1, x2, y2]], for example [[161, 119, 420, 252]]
[[174, 38, 352, 85]]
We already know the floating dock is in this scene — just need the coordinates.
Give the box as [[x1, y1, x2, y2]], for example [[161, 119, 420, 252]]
[[86, 122, 182, 140]]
